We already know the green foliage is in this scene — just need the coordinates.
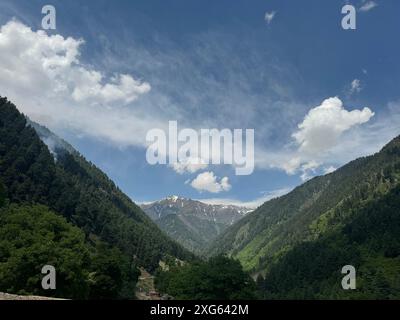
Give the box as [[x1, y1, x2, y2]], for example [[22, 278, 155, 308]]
[[156, 214, 226, 255], [0, 179, 5, 208], [88, 242, 140, 299], [0, 97, 194, 298], [155, 256, 259, 300], [0, 204, 90, 298], [261, 186, 400, 299], [0, 97, 194, 274], [0, 204, 140, 299], [209, 137, 400, 261]]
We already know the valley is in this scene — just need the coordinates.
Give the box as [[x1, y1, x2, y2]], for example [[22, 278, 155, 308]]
[[141, 196, 251, 254], [1, 96, 399, 300]]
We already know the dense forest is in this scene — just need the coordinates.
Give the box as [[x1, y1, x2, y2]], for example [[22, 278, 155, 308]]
[[155, 256, 259, 300], [258, 185, 400, 299], [155, 213, 227, 255], [0, 97, 194, 299], [209, 132, 400, 299], [0, 203, 139, 298]]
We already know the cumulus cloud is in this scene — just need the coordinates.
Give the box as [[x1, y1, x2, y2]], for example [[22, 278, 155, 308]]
[[190, 171, 231, 193], [292, 97, 374, 154], [254, 97, 376, 181], [287, 97, 374, 179], [264, 11, 276, 24], [0, 20, 150, 106], [359, 1, 378, 12], [0, 20, 156, 148]]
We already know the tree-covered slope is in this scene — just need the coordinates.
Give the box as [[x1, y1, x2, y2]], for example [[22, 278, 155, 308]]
[[155, 256, 259, 300], [208, 133, 400, 286], [155, 213, 226, 255], [0, 203, 140, 299], [142, 196, 249, 254], [260, 184, 400, 299], [0, 97, 194, 274]]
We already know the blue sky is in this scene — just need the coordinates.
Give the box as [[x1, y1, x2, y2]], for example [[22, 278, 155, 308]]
[[0, 0, 399, 207]]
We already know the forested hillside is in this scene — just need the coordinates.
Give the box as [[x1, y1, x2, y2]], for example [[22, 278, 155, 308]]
[[260, 185, 400, 298], [155, 214, 225, 254], [155, 256, 259, 300], [2, 94, 399, 300], [209, 134, 400, 298], [0, 97, 194, 298], [142, 196, 249, 254], [0, 203, 140, 299]]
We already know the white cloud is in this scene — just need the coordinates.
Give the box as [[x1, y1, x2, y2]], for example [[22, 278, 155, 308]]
[[198, 187, 292, 209], [359, 1, 378, 12], [0, 20, 150, 107], [255, 97, 376, 181], [0, 19, 305, 180], [287, 97, 374, 179], [299, 160, 320, 181], [280, 157, 301, 175], [349, 79, 362, 94], [264, 11, 276, 24], [170, 157, 208, 174], [190, 171, 231, 193], [72, 73, 150, 105], [0, 20, 156, 148], [323, 166, 337, 174], [1, 19, 396, 189], [292, 97, 374, 154]]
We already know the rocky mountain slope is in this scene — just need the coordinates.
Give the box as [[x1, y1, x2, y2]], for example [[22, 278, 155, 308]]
[[142, 196, 251, 254]]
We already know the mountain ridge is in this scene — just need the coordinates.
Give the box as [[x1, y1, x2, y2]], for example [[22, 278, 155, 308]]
[[141, 196, 251, 254], [208, 133, 400, 276], [204, 133, 400, 298], [0, 97, 194, 299]]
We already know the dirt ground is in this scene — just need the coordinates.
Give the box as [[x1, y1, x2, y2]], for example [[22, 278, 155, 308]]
[[0, 292, 64, 300]]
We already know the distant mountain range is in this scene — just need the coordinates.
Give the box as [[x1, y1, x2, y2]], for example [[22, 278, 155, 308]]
[[141, 197, 251, 254]]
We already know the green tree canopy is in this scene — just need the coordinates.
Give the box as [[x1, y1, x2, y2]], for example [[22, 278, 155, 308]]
[[0, 204, 91, 298], [0, 179, 5, 208], [0, 204, 140, 299], [155, 256, 259, 300]]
